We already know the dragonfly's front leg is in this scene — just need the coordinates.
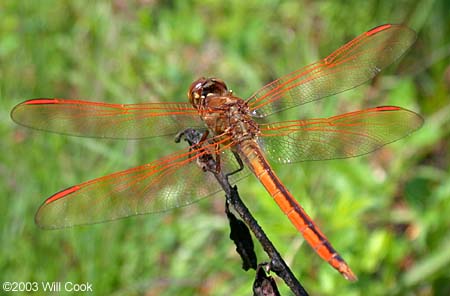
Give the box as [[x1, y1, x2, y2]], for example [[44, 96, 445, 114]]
[[175, 128, 219, 173], [174, 128, 208, 148]]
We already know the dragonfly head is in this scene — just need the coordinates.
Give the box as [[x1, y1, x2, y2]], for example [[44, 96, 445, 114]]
[[188, 77, 229, 108]]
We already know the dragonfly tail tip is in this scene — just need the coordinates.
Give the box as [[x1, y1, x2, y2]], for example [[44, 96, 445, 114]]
[[341, 266, 358, 281]]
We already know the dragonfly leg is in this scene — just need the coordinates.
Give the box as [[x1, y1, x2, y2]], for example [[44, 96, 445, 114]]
[[225, 151, 244, 182], [174, 128, 208, 147], [213, 142, 222, 174], [175, 128, 222, 173]]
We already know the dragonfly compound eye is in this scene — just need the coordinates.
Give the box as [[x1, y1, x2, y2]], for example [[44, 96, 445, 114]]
[[188, 77, 229, 108], [203, 78, 228, 97], [188, 77, 207, 107]]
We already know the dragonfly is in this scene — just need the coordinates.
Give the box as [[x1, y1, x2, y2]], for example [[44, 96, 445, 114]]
[[11, 24, 423, 280]]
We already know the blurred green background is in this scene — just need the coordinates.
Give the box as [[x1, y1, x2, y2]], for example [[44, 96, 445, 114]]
[[1, 1, 449, 295]]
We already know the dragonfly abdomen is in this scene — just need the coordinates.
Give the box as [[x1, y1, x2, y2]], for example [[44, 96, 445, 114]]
[[236, 139, 357, 281]]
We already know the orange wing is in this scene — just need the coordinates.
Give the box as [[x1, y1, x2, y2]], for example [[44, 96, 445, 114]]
[[11, 99, 203, 139], [258, 106, 423, 163], [35, 137, 247, 229], [247, 24, 416, 117]]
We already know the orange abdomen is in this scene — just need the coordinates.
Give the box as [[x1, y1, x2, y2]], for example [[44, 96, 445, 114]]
[[236, 140, 357, 281]]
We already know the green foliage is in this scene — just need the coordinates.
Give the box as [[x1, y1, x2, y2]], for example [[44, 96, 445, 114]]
[[1, 0, 449, 295]]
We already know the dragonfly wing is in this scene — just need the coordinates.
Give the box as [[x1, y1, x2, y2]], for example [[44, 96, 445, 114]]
[[11, 99, 203, 139], [35, 141, 248, 229], [247, 24, 416, 117], [258, 106, 423, 163]]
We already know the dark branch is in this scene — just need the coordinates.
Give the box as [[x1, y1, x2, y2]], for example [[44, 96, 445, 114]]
[[177, 128, 308, 296]]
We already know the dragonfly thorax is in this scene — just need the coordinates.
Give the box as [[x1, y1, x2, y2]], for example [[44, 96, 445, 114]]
[[188, 77, 259, 143]]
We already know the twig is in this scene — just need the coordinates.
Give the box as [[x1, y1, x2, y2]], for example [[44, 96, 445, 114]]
[[177, 128, 309, 296], [215, 174, 308, 296]]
